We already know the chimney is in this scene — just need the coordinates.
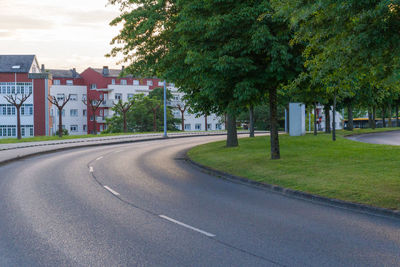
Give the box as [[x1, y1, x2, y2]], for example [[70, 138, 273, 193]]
[[41, 64, 45, 72], [102, 66, 109, 76], [72, 68, 77, 78]]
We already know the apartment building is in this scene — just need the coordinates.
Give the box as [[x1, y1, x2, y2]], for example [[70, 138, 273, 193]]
[[0, 55, 225, 138], [0, 55, 52, 139], [48, 68, 88, 135]]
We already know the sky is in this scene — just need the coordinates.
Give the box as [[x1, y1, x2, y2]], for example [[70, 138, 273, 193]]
[[0, 0, 124, 72]]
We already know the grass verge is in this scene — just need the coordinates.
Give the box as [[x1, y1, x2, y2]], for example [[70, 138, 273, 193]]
[[188, 129, 400, 210]]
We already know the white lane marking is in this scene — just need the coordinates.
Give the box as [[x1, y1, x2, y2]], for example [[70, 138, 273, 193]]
[[96, 156, 103, 161], [104, 186, 120, 196], [114, 150, 123, 153], [159, 215, 216, 237], [89, 166, 94, 173]]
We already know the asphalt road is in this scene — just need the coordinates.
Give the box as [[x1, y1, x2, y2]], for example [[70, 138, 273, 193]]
[[0, 136, 399, 266], [347, 130, 400, 145]]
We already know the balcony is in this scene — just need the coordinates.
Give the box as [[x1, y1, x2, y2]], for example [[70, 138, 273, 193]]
[[96, 115, 111, 123], [100, 100, 114, 108]]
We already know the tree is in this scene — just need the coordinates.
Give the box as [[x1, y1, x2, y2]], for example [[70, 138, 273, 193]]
[[4, 92, 32, 139], [48, 94, 71, 138], [109, 0, 302, 158], [84, 97, 103, 135], [114, 99, 134, 133], [176, 103, 187, 131]]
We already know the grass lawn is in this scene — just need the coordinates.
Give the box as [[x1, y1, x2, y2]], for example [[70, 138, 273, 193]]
[[188, 128, 400, 210]]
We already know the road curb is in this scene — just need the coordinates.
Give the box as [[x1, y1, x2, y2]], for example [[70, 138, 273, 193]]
[[186, 154, 400, 220], [0, 132, 262, 167]]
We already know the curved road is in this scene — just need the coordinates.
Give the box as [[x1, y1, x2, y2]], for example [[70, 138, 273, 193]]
[[0, 136, 399, 266], [347, 130, 400, 145]]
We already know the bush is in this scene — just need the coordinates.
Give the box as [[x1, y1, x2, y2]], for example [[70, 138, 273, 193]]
[[55, 129, 69, 136]]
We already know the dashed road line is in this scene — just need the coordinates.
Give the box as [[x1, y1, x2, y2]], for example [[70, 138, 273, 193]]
[[104, 186, 120, 196], [96, 156, 103, 161], [159, 215, 216, 237], [89, 166, 94, 173]]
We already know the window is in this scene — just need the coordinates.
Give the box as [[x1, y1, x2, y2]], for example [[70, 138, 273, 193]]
[[99, 109, 103, 116], [115, 93, 122, 100], [173, 95, 179, 101], [90, 84, 97, 89], [21, 127, 25, 137], [29, 127, 33, 136], [207, 123, 212, 130], [66, 80, 73, 85], [70, 109, 78, 117], [121, 80, 127, 85], [195, 123, 202, 130], [216, 123, 222, 130], [70, 125, 78, 132], [184, 124, 191, 130], [147, 80, 153, 86], [53, 80, 61, 85], [83, 109, 87, 116], [56, 94, 65, 101], [57, 110, 65, 117], [100, 125, 103, 131], [70, 94, 78, 101], [90, 116, 94, 121], [83, 125, 87, 131], [133, 80, 139, 85], [82, 94, 87, 101], [158, 81, 165, 86], [111, 79, 116, 85], [127, 94, 134, 99]]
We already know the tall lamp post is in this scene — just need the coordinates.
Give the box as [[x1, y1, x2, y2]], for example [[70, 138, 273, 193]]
[[163, 80, 168, 138]]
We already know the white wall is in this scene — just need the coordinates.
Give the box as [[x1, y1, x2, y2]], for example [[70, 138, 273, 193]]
[[0, 81, 34, 138], [50, 85, 87, 135]]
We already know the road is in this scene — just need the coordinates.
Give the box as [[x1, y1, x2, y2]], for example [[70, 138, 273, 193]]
[[0, 135, 399, 266], [347, 130, 400, 145]]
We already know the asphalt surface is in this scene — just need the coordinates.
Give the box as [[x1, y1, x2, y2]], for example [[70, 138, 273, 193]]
[[347, 130, 400, 145], [0, 136, 399, 266]]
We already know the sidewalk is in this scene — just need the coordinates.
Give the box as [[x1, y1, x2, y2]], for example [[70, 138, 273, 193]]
[[0, 131, 262, 165]]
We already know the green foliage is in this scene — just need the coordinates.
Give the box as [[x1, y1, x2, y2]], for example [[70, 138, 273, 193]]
[[105, 93, 179, 133], [55, 129, 69, 136]]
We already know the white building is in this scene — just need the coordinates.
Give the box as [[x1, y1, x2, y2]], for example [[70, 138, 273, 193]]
[[49, 69, 88, 136]]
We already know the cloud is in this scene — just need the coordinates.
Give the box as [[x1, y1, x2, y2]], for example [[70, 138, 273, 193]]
[[0, 15, 53, 30], [61, 9, 119, 27]]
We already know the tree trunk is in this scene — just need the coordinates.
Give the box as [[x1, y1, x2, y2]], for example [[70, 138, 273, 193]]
[[396, 103, 399, 127], [123, 112, 127, 133], [324, 105, 331, 133], [372, 106, 376, 129], [368, 108, 373, 129], [58, 108, 63, 137], [382, 105, 386, 128], [93, 119, 97, 135], [269, 87, 280, 160], [332, 93, 337, 141], [388, 103, 392, 127], [181, 111, 185, 131], [153, 110, 157, 132], [314, 103, 317, 136], [249, 105, 255, 138], [205, 115, 208, 131], [16, 106, 21, 139], [347, 102, 353, 131], [226, 112, 238, 147], [286, 104, 290, 134]]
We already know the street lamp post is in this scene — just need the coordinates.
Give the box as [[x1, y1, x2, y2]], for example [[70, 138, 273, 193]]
[[163, 80, 168, 138]]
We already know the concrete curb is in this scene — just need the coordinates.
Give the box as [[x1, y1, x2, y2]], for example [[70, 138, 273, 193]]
[[186, 155, 400, 220], [0, 132, 264, 167]]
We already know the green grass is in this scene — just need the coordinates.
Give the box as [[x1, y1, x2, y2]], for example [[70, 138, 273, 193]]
[[188, 128, 400, 210]]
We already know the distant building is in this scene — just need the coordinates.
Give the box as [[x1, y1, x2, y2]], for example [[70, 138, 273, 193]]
[[0, 55, 52, 138], [0, 55, 224, 138]]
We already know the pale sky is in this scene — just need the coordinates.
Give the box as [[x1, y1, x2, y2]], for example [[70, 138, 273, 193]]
[[0, 0, 124, 72]]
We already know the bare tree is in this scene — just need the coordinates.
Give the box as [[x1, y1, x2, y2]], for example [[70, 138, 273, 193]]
[[48, 94, 71, 137], [176, 103, 187, 131], [4, 92, 32, 139], [114, 99, 134, 133], [83, 97, 103, 135]]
